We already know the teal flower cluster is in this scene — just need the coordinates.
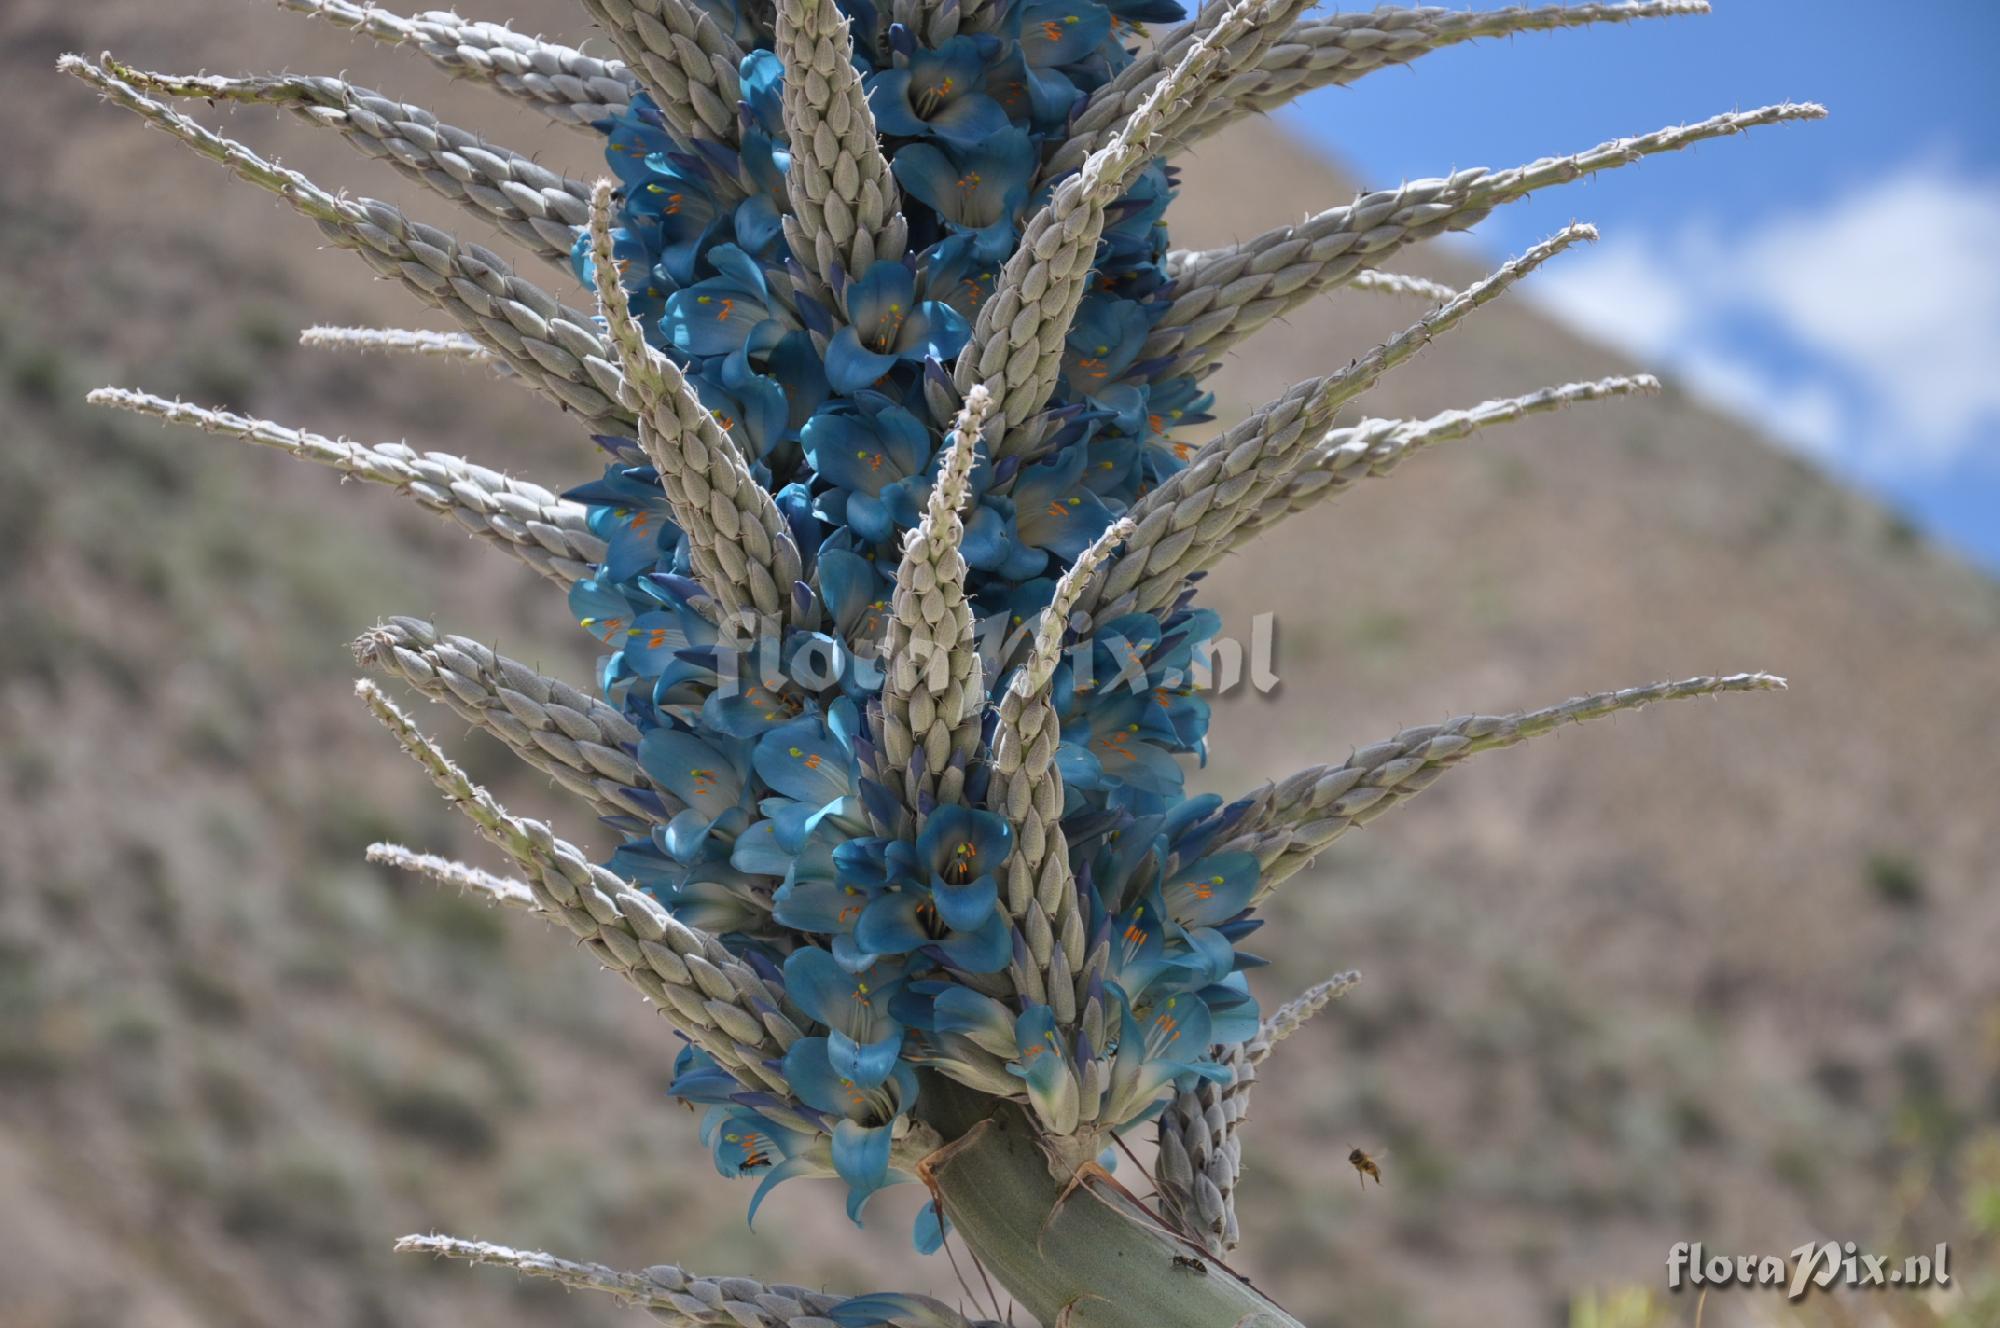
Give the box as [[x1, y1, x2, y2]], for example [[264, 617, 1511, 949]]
[[562, 0, 1265, 1235]]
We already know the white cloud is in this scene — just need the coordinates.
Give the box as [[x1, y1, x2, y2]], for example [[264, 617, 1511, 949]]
[[1525, 161, 2000, 473], [1676, 347, 1844, 459], [1531, 241, 1693, 361]]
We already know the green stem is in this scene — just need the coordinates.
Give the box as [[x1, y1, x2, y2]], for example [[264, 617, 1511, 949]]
[[921, 1084, 1304, 1328]]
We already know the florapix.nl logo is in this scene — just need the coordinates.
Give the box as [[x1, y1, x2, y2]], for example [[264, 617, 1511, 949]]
[[699, 609, 1283, 700], [1668, 1241, 1951, 1301]]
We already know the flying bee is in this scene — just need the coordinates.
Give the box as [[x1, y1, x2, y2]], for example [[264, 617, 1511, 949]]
[[1347, 1148, 1384, 1189]]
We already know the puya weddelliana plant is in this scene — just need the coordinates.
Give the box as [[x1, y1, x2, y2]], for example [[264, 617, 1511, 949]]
[[63, 1, 1815, 1323]]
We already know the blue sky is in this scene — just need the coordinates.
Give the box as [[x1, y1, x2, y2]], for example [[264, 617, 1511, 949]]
[[1278, 1, 2000, 571]]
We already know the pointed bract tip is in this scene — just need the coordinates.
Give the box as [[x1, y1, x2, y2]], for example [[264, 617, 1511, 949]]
[[351, 623, 399, 668]]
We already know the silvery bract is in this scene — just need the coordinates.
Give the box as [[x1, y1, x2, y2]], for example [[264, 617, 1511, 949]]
[[64, 1, 1812, 1324]]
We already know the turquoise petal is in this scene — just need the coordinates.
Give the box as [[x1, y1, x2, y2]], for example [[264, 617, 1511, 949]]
[[832, 1119, 895, 1224]]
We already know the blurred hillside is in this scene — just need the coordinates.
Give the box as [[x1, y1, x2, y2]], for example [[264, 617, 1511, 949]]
[[1, 3, 1995, 1327]]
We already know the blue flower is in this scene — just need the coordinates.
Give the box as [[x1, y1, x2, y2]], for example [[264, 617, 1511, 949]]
[[919, 234, 1002, 322], [752, 709, 870, 845], [783, 948, 909, 1087], [701, 1106, 840, 1227], [1060, 691, 1189, 806], [769, 833, 878, 939], [912, 806, 1013, 926], [1061, 293, 1153, 426], [852, 807, 1014, 973], [825, 261, 970, 393], [1019, 1, 1113, 68], [671, 1045, 742, 1107], [867, 38, 1013, 147], [781, 1036, 920, 1221], [892, 128, 1037, 241], [638, 727, 753, 858], [1102, 893, 1176, 1000], [1099, 987, 1224, 1126], [1157, 851, 1258, 930], [620, 157, 727, 289], [892, 983, 1022, 1094], [738, 50, 786, 135], [1009, 1004, 1081, 1133], [661, 244, 787, 358], [853, 890, 1013, 973], [566, 468, 677, 582], [569, 576, 642, 647], [602, 96, 680, 187], [912, 1201, 951, 1255], [762, 330, 833, 437], [624, 602, 717, 684], [803, 398, 935, 544], [1015, 1, 1114, 121], [696, 354, 791, 460], [1008, 446, 1117, 569], [817, 548, 894, 644], [612, 835, 773, 934]]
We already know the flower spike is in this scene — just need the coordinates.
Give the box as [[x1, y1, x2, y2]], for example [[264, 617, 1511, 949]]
[[1226, 374, 1663, 555], [877, 385, 995, 823], [366, 843, 539, 910], [1058, 3, 1711, 181], [952, 0, 1277, 451], [1076, 226, 1598, 630], [1175, 2, 1715, 162], [579, 0, 747, 148], [774, 0, 908, 297], [61, 56, 634, 433], [274, 0, 637, 130], [1152, 102, 1826, 377], [1160, 252, 1461, 302], [298, 326, 496, 361], [85, 388, 602, 587], [1156, 971, 1361, 1254], [1225, 674, 1789, 898], [393, 1235, 983, 1328], [1346, 269, 1461, 303], [986, 518, 1135, 1016], [587, 179, 807, 626], [353, 617, 674, 826], [109, 63, 592, 271], [70, 0, 1824, 1295], [356, 681, 814, 1111], [1258, 971, 1364, 1049]]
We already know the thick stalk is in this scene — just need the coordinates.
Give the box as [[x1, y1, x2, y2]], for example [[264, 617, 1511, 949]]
[[922, 1087, 1302, 1328]]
